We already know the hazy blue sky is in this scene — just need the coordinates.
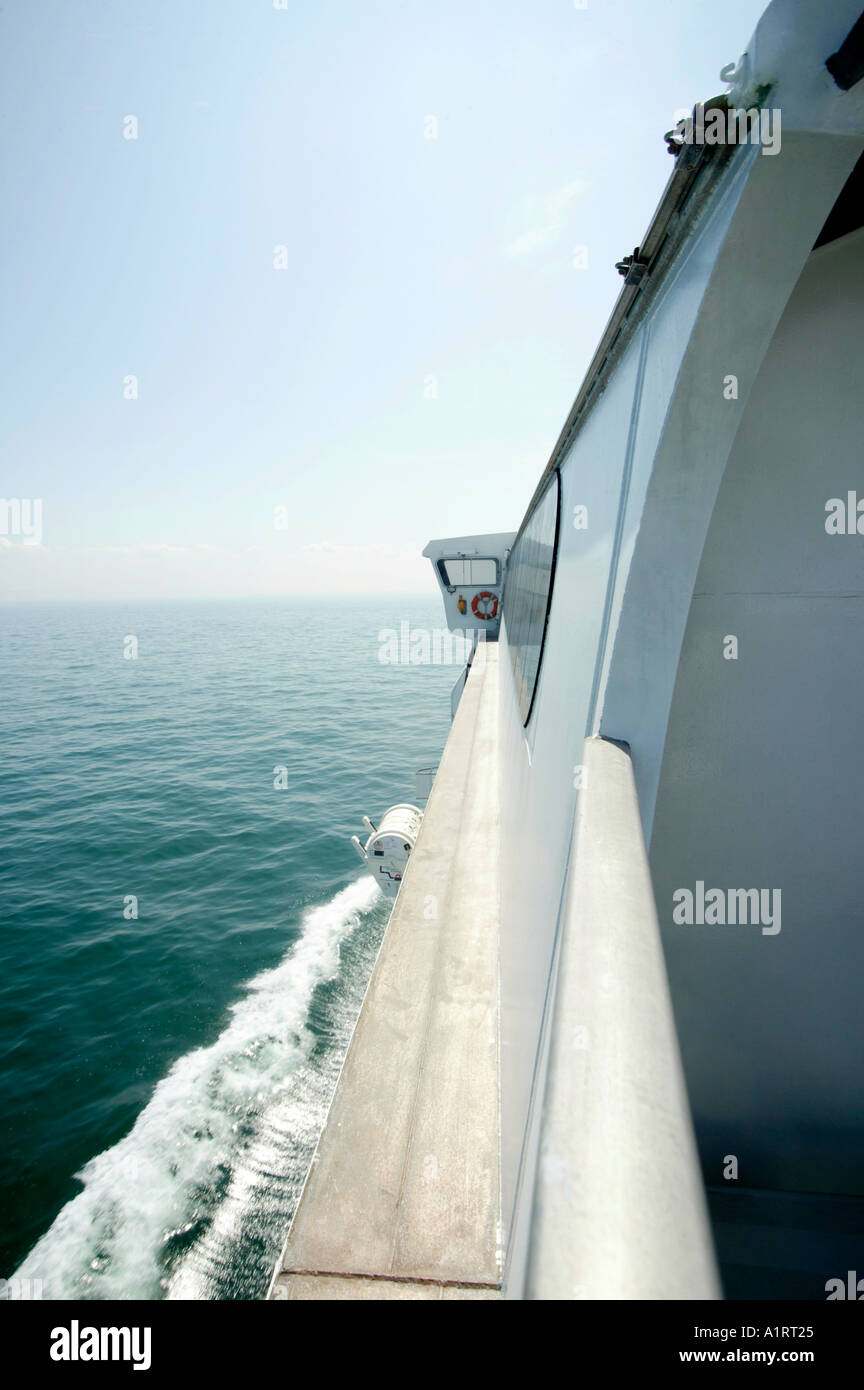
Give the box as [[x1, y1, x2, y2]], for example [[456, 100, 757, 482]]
[[1, 0, 767, 599]]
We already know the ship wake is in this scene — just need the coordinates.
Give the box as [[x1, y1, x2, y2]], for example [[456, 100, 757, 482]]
[[14, 876, 385, 1300]]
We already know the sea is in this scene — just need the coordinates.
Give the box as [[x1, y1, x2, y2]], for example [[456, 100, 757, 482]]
[[0, 596, 457, 1300]]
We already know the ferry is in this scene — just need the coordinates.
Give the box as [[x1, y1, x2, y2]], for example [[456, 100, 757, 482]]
[[269, 0, 864, 1300]]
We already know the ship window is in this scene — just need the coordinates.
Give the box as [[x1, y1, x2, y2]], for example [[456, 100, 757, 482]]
[[814, 150, 864, 248], [502, 471, 560, 725], [438, 557, 499, 587]]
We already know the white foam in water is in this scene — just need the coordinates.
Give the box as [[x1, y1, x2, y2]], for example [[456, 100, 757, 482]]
[[14, 876, 382, 1300]]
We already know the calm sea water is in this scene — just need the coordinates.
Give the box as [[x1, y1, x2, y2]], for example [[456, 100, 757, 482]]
[[0, 597, 456, 1299]]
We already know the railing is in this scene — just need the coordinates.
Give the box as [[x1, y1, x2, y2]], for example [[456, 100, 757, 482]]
[[450, 630, 490, 720], [522, 736, 720, 1300], [414, 767, 438, 801], [450, 667, 468, 719]]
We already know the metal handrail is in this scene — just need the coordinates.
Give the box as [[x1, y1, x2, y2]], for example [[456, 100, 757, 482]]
[[523, 736, 720, 1300]]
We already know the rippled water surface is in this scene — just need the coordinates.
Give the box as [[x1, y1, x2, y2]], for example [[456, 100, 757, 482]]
[[0, 597, 454, 1298]]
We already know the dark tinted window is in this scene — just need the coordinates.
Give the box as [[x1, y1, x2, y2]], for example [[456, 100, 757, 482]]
[[502, 472, 560, 724], [438, 557, 499, 586]]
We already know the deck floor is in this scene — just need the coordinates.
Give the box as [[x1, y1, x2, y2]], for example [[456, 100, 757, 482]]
[[270, 646, 501, 1301]]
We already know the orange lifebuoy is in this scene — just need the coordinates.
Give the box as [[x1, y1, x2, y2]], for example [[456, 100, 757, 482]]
[[471, 590, 498, 620]]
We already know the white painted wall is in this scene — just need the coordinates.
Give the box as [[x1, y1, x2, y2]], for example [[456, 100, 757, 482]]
[[651, 225, 864, 1195]]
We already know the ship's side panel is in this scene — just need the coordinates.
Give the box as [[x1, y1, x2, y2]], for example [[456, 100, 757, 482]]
[[496, 337, 642, 1234], [650, 224, 864, 1198], [497, 143, 764, 1249], [594, 134, 863, 832], [499, 129, 864, 1280]]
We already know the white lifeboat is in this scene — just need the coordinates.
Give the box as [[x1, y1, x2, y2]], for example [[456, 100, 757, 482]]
[[351, 803, 423, 897]]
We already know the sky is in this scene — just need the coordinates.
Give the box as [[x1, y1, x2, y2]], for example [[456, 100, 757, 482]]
[[0, 0, 769, 600]]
